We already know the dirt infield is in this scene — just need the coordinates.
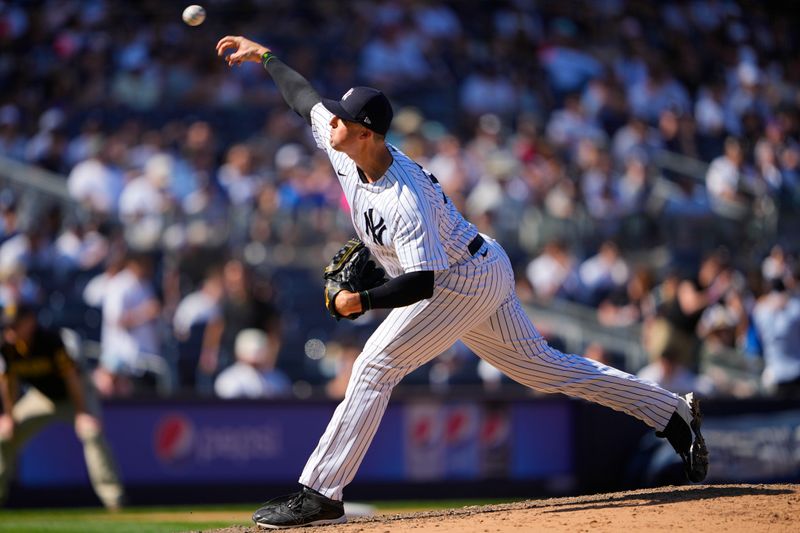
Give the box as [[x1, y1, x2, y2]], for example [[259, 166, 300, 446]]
[[207, 484, 799, 533]]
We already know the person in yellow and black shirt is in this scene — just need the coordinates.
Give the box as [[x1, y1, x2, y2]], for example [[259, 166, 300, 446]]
[[0, 304, 125, 509]]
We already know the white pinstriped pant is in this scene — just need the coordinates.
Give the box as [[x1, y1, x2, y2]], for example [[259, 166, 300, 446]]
[[299, 237, 679, 500]]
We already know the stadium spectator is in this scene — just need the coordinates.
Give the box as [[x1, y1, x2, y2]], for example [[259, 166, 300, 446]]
[[583, 342, 612, 366], [460, 65, 519, 121], [627, 62, 691, 124], [0, 105, 25, 161], [359, 21, 432, 93], [93, 252, 162, 397], [324, 337, 364, 400], [217, 144, 261, 207], [616, 152, 650, 217], [598, 267, 656, 328], [214, 329, 290, 399], [0, 192, 19, 246], [118, 153, 174, 224], [173, 265, 224, 392], [752, 278, 800, 397], [545, 93, 606, 154], [199, 260, 280, 380], [54, 219, 110, 273], [525, 240, 577, 302], [761, 245, 794, 284], [67, 142, 123, 215], [611, 114, 662, 165], [637, 345, 715, 397], [705, 137, 755, 218], [576, 241, 630, 306]]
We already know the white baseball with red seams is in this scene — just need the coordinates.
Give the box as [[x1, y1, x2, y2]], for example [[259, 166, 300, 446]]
[[299, 102, 683, 501], [182, 5, 206, 26]]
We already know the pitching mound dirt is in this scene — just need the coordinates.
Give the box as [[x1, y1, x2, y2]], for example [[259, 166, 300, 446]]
[[207, 483, 799, 533]]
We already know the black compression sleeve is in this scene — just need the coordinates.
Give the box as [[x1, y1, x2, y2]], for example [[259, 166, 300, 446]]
[[360, 270, 434, 310], [263, 57, 321, 124]]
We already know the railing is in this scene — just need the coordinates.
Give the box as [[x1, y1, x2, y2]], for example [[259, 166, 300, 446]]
[[524, 300, 648, 371], [653, 148, 710, 181], [0, 154, 72, 199]]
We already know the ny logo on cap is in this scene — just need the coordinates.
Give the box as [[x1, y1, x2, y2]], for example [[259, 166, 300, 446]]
[[342, 88, 355, 100]]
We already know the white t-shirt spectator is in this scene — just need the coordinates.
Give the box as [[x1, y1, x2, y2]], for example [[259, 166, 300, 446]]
[[83, 271, 113, 308], [526, 253, 571, 300], [217, 163, 260, 206], [705, 155, 740, 200], [214, 364, 291, 399], [55, 229, 108, 270], [752, 293, 800, 388], [546, 108, 606, 151], [539, 46, 602, 93], [100, 269, 160, 373], [413, 4, 461, 39], [173, 290, 220, 339], [579, 252, 629, 292], [460, 73, 518, 116], [360, 30, 431, 85], [627, 77, 690, 123], [694, 87, 726, 135], [119, 175, 167, 220]]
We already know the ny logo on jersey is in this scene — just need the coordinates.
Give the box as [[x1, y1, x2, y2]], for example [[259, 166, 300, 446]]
[[363, 208, 387, 245]]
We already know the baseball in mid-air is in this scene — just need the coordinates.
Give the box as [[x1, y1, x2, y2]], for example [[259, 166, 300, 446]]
[[182, 5, 206, 26]]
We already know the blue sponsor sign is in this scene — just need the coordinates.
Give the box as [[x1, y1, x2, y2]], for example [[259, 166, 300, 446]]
[[17, 399, 572, 488], [510, 401, 573, 479], [703, 409, 800, 482], [403, 399, 572, 482]]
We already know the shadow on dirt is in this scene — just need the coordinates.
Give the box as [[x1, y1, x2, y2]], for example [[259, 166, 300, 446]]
[[544, 485, 795, 514]]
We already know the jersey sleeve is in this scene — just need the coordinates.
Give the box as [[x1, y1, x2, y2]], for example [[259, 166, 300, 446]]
[[310, 102, 334, 153], [54, 346, 76, 376], [393, 183, 450, 273]]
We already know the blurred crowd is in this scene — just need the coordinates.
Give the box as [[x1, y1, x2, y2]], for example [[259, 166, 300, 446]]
[[0, 0, 799, 399]]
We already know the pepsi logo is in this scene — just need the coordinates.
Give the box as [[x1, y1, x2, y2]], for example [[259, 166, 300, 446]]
[[480, 412, 510, 446], [411, 418, 433, 444], [445, 408, 476, 443], [154, 414, 195, 463]]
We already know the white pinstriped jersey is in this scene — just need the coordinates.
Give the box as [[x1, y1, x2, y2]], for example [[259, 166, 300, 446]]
[[310, 103, 478, 279], [299, 105, 685, 503]]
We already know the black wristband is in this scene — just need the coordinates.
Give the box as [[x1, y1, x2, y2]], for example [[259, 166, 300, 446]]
[[359, 290, 372, 312], [261, 50, 276, 67]]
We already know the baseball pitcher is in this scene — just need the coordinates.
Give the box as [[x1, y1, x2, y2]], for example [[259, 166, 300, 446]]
[[216, 36, 708, 529]]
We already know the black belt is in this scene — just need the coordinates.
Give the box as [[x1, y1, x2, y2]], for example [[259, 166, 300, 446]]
[[467, 234, 485, 256]]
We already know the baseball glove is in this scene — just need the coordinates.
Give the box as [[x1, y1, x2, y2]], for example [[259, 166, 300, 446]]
[[324, 238, 387, 320]]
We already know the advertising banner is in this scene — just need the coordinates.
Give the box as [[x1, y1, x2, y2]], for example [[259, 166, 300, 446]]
[[17, 399, 573, 488], [703, 409, 800, 482], [18, 402, 404, 486], [403, 400, 572, 482]]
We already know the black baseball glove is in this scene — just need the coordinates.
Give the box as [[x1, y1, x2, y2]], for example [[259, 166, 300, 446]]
[[324, 238, 387, 320]]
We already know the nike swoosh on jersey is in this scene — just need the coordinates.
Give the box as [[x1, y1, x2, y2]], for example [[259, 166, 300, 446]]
[[337, 170, 346, 176]]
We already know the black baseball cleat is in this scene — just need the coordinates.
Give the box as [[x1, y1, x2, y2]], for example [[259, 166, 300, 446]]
[[252, 486, 346, 529], [656, 392, 709, 482]]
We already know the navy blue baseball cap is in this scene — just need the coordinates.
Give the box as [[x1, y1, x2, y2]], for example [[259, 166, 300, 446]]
[[322, 87, 393, 136]]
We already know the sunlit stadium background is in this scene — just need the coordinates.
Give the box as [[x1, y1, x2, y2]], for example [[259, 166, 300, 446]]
[[0, 0, 798, 516]]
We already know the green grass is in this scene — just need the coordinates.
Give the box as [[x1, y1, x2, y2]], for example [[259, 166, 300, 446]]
[[0, 499, 517, 533], [0, 504, 252, 533]]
